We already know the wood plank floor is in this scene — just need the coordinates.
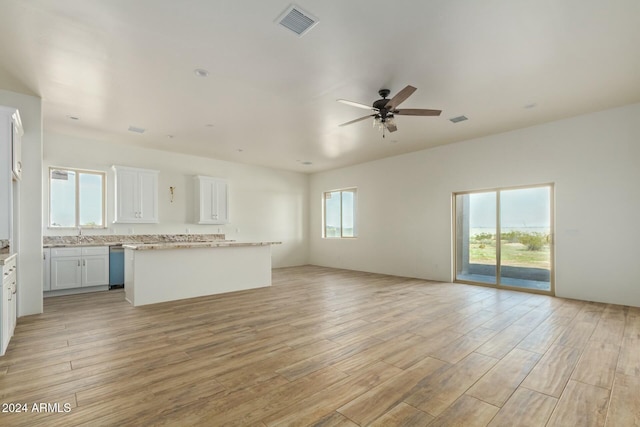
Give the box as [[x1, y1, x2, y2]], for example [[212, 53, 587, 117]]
[[1, 265, 638, 426]]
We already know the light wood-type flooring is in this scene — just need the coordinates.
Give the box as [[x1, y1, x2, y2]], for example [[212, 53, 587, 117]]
[[1, 265, 639, 426]]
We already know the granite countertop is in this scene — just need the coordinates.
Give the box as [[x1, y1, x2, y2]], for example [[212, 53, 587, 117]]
[[44, 242, 126, 248], [0, 253, 17, 265], [43, 233, 228, 248], [122, 241, 281, 251]]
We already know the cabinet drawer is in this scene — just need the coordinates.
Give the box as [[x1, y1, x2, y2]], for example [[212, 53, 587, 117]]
[[2, 255, 17, 278], [4, 271, 16, 288], [3, 270, 16, 287], [51, 247, 82, 257], [81, 246, 109, 256]]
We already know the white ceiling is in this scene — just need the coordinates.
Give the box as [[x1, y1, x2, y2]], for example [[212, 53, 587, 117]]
[[1, 0, 639, 173]]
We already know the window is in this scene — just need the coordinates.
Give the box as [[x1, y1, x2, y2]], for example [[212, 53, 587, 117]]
[[49, 167, 106, 228], [323, 188, 357, 238], [454, 184, 554, 294]]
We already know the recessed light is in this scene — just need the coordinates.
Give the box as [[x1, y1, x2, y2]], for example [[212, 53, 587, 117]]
[[67, 115, 79, 120], [194, 68, 209, 77], [301, 161, 313, 166]]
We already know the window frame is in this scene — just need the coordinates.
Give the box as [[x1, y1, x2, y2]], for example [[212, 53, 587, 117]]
[[322, 187, 357, 239], [48, 166, 107, 229]]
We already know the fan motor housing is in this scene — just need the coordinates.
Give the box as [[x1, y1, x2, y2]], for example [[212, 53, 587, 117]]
[[373, 99, 389, 110], [373, 89, 391, 110]]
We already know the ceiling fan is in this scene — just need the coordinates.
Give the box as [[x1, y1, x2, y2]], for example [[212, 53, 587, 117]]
[[338, 85, 441, 137]]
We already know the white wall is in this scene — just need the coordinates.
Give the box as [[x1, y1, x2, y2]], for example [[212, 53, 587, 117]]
[[0, 90, 43, 316], [44, 134, 309, 268], [310, 103, 640, 308]]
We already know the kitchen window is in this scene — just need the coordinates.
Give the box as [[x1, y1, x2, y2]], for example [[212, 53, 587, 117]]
[[323, 188, 357, 238], [49, 167, 106, 228]]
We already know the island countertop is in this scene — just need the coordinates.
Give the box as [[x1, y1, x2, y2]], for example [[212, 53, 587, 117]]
[[122, 241, 281, 251], [124, 240, 277, 306]]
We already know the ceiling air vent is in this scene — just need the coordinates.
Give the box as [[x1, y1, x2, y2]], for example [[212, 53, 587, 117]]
[[128, 125, 146, 134], [276, 4, 319, 37], [449, 115, 468, 123]]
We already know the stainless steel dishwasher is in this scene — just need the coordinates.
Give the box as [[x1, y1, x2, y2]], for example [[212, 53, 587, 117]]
[[109, 246, 125, 289]]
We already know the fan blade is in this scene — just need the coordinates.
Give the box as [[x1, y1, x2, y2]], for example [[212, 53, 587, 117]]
[[394, 108, 442, 116], [339, 114, 374, 127], [386, 123, 398, 132], [385, 85, 417, 109], [337, 99, 377, 111]]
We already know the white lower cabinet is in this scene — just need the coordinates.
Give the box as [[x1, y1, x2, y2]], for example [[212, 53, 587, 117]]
[[82, 254, 109, 287], [43, 248, 51, 291], [50, 247, 109, 291], [51, 255, 82, 290], [1, 253, 17, 356]]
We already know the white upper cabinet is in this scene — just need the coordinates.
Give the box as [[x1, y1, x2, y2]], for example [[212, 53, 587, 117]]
[[195, 176, 228, 224], [11, 112, 23, 181], [113, 166, 159, 223], [1, 106, 20, 243]]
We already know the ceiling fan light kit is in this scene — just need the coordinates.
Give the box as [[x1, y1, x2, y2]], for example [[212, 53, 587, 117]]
[[338, 85, 442, 137]]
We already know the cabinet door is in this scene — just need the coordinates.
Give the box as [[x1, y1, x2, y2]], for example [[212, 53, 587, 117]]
[[115, 168, 139, 222], [213, 179, 228, 223], [9, 278, 16, 338], [1, 115, 12, 242], [198, 178, 215, 223], [51, 257, 82, 290], [43, 248, 51, 291], [11, 118, 22, 181], [1, 281, 9, 355], [138, 171, 158, 222], [82, 255, 109, 287], [196, 177, 228, 224], [114, 167, 159, 223]]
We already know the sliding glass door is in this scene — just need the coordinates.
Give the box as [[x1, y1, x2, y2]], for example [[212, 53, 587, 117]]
[[455, 191, 497, 285], [455, 184, 553, 293]]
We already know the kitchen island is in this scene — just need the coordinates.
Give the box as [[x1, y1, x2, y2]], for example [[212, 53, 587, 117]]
[[123, 241, 280, 306]]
